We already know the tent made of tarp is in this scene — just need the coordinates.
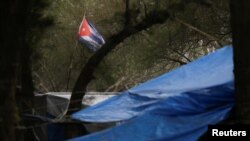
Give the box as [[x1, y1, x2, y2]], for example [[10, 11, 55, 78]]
[[29, 92, 116, 141], [45, 92, 116, 117], [70, 46, 235, 141]]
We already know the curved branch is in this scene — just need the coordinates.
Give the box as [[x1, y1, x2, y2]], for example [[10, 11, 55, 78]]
[[66, 10, 170, 114]]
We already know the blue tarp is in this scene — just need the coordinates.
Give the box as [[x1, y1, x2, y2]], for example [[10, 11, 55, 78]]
[[70, 46, 235, 141]]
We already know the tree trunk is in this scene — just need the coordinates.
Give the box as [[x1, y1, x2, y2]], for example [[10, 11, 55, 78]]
[[231, 0, 250, 123], [0, 1, 33, 140], [18, 42, 35, 113]]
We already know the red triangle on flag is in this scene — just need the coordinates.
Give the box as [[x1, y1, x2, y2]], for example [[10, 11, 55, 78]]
[[78, 18, 91, 36]]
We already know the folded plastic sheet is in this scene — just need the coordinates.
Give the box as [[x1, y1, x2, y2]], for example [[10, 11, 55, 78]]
[[70, 46, 235, 141], [72, 46, 234, 122]]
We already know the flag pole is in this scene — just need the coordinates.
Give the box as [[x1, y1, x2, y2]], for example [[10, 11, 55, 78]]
[[66, 0, 88, 91]]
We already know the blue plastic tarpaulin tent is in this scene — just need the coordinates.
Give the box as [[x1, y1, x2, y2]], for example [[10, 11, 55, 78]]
[[70, 46, 235, 141]]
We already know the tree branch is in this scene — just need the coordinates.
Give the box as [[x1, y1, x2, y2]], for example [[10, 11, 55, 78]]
[[141, 0, 148, 17], [40, 61, 58, 92], [164, 56, 187, 65], [173, 17, 228, 46], [66, 10, 170, 114], [124, 0, 131, 28], [105, 77, 126, 92], [168, 47, 192, 62]]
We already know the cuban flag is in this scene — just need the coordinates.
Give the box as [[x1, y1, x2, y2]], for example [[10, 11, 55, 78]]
[[78, 17, 105, 51]]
